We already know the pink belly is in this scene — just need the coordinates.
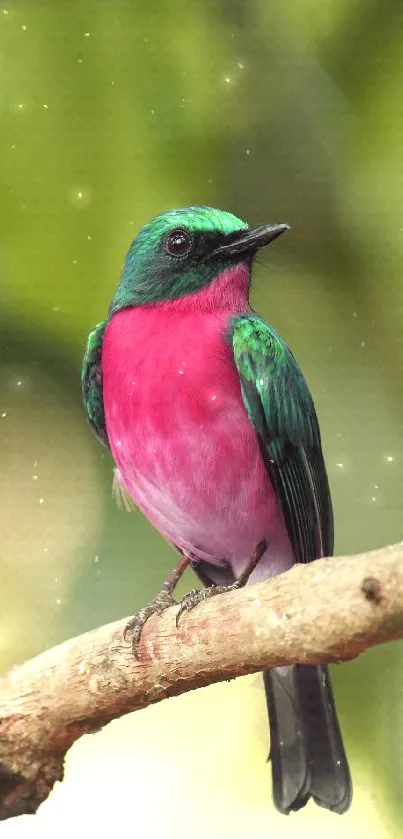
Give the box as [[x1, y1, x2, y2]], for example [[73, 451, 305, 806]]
[[102, 307, 294, 580]]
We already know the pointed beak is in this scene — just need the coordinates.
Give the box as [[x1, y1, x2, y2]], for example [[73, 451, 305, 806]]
[[212, 222, 290, 258]]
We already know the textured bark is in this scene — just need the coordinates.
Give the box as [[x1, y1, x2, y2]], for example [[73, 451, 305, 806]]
[[1, 543, 403, 820]]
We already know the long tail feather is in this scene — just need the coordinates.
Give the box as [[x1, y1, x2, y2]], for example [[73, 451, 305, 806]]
[[263, 664, 352, 814]]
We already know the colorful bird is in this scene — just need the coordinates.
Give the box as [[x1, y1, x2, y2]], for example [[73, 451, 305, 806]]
[[82, 206, 352, 814]]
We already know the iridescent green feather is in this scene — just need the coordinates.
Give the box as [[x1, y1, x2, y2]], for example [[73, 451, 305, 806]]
[[231, 314, 333, 562], [81, 320, 109, 447]]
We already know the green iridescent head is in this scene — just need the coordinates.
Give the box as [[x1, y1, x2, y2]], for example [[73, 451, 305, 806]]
[[109, 206, 288, 312]]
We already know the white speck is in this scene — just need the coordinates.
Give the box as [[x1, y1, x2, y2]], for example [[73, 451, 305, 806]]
[[16, 379, 22, 387], [44, 547, 49, 553], [54, 577, 58, 583], [336, 462, 344, 469], [21, 24, 27, 30], [84, 31, 90, 37], [87, 234, 91, 240], [259, 378, 264, 386], [353, 312, 357, 319], [94, 555, 99, 563], [361, 341, 366, 348], [1, 412, 6, 418], [43, 104, 49, 109], [17, 103, 24, 110], [336, 759, 341, 766], [56, 599, 61, 605], [3, 9, 9, 15], [224, 75, 231, 84], [371, 496, 377, 502], [150, 108, 155, 115], [11, 144, 16, 149], [245, 149, 250, 155], [78, 58, 83, 63], [178, 369, 184, 375], [116, 440, 122, 448], [52, 305, 61, 311], [72, 259, 77, 265], [69, 186, 92, 206], [32, 474, 38, 480], [237, 62, 244, 69], [34, 460, 38, 467], [211, 394, 217, 401], [386, 455, 394, 463], [38, 497, 44, 504], [374, 484, 379, 489], [131, 380, 136, 386], [254, 598, 261, 607]]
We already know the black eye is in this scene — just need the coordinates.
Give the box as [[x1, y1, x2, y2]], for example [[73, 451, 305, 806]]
[[166, 229, 192, 257]]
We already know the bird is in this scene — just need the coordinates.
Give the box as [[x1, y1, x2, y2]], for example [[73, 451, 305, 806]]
[[82, 205, 352, 815]]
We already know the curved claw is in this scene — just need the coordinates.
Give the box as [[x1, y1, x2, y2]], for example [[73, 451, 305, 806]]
[[175, 589, 202, 627], [124, 591, 177, 658], [175, 588, 200, 626], [175, 586, 221, 627]]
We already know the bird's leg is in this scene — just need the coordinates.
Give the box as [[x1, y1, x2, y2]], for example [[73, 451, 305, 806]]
[[124, 551, 190, 657], [175, 538, 267, 627]]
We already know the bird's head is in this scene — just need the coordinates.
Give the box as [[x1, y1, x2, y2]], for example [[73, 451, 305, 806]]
[[109, 206, 288, 314]]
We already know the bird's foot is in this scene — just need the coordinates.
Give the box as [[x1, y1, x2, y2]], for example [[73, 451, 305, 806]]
[[176, 539, 267, 627], [175, 584, 236, 626], [124, 552, 191, 658], [124, 588, 178, 658]]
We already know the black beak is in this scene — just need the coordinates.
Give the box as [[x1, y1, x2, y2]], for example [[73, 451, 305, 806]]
[[213, 222, 289, 257]]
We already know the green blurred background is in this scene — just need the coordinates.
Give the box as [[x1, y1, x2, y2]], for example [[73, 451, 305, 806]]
[[1, 1, 403, 836]]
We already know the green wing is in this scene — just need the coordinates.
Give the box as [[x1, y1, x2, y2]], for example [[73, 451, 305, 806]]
[[231, 314, 333, 562], [81, 320, 109, 447]]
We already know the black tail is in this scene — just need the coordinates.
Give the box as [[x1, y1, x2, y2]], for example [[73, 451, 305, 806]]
[[263, 664, 352, 814]]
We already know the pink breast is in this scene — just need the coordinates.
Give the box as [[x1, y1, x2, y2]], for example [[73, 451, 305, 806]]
[[102, 303, 293, 576]]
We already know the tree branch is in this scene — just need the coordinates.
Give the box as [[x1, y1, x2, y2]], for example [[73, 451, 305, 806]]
[[1, 543, 403, 821]]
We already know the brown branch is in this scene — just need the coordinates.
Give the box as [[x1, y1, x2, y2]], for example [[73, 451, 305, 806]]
[[1, 543, 403, 820]]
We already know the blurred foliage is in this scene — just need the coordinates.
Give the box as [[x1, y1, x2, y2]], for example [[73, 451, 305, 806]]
[[1, 0, 403, 836]]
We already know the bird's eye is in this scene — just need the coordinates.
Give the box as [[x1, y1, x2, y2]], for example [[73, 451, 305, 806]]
[[166, 229, 192, 257]]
